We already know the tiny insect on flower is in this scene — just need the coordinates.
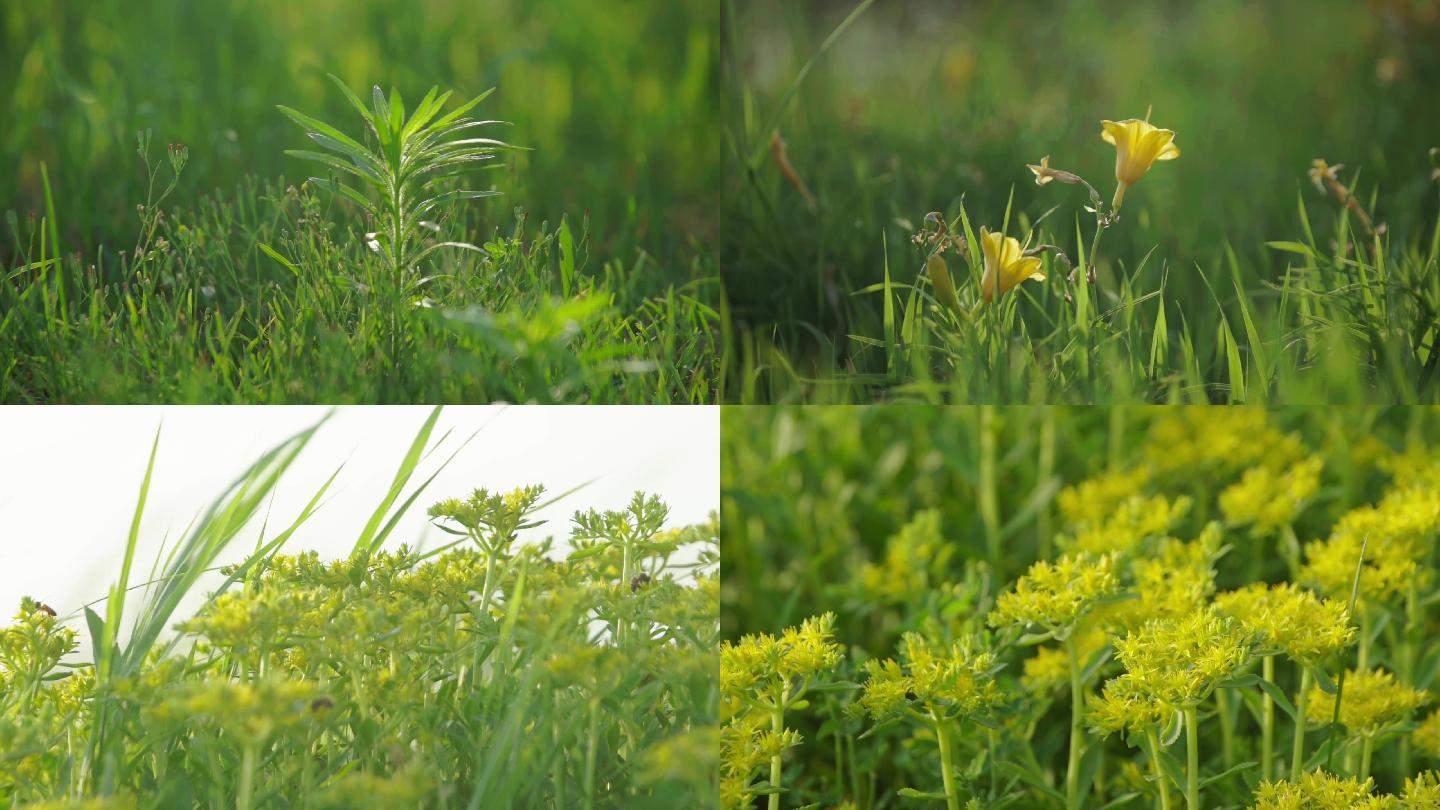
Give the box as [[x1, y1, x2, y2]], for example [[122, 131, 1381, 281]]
[[979, 228, 1045, 303], [1100, 118, 1180, 210]]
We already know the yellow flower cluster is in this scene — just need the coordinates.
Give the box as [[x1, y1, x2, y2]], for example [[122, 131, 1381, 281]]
[[1056, 467, 1152, 530], [989, 553, 1120, 632], [859, 510, 952, 603], [1089, 670, 1169, 737], [1416, 709, 1440, 759], [1253, 768, 1440, 809], [860, 632, 1004, 720], [1305, 668, 1429, 738], [144, 676, 321, 745], [1220, 456, 1324, 536], [1143, 409, 1305, 483], [1102, 529, 1219, 631], [720, 612, 842, 708], [1252, 770, 1391, 810], [1213, 583, 1354, 667], [1301, 486, 1440, 604], [1063, 494, 1193, 555], [1110, 610, 1252, 708]]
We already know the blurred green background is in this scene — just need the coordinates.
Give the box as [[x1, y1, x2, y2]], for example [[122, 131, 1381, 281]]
[[723, 0, 1440, 390], [1, 0, 717, 261]]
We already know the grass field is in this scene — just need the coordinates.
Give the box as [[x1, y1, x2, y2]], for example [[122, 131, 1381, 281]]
[[1, 412, 720, 807], [722, 0, 1440, 403], [721, 405, 1440, 808], [1, 0, 719, 403]]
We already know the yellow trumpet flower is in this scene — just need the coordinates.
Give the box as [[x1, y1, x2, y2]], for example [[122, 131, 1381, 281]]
[[980, 229, 1045, 303], [1100, 119, 1180, 210]]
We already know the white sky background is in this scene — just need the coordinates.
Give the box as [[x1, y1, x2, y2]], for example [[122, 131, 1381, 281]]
[[0, 405, 718, 626]]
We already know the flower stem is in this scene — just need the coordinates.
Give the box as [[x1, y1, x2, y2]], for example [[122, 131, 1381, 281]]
[[1145, 727, 1173, 810], [933, 713, 961, 810], [1216, 688, 1235, 770], [237, 743, 256, 810], [1066, 633, 1086, 810], [978, 406, 1001, 570], [1261, 655, 1275, 783], [1291, 668, 1311, 778], [769, 694, 787, 810], [1183, 705, 1200, 810], [1359, 736, 1373, 783]]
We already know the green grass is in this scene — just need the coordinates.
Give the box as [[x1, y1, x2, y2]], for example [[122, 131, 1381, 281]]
[[1, 0, 718, 403], [722, 0, 1440, 403], [1, 411, 720, 808], [720, 405, 1440, 808]]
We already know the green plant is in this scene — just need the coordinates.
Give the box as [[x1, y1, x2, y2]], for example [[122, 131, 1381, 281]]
[[276, 75, 520, 295], [0, 412, 720, 808], [721, 406, 1440, 809]]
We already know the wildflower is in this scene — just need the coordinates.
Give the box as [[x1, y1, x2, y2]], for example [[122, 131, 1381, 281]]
[[1062, 493, 1192, 555], [1405, 772, 1440, 806], [1056, 467, 1152, 530], [988, 553, 1120, 634], [1100, 118, 1180, 210], [1253, 770, 1391, 810], [1416, 709, 1440, 759], [1099, 528, 1218, 631], [925, 253, 962, 313], [859, 632, 1004, 721], [1305, 668, 1428, 738], [858, 510, 953, 603], [1301, 488, 1440, 605], [1219, 456, 1324, 537], [979, 228, 1045, 303], [1088, 670, 1168, 737], [1213, 583, 1353, 667], [1027, 155, 1084, 187], [720, 613, 841, 713], [1143, 408, 1304, 484], [1110, 609, 1252, 708]]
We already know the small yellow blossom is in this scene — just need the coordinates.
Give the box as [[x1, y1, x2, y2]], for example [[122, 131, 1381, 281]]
[[1413, 709, 1440, 759], [989, 553, 1120, 632], [1100, 118, 1180, 210], [1062, 494, 1193, 555], [1219, 456, 1324, 536], [979, 228, 1045, 303], [1306, 668, 1428, 738], [1213, 583, 1354, 667], [1253, 770, 1392, 810], [860, 632, 1004, 721], [1110, 610, 1252, 709], [1056, 467, 1152, 530]]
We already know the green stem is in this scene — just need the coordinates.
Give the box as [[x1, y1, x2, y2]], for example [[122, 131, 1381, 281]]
[[769, 700, 786, 810], [1066, 634, 1086, 810], [1145, 727, 1173, 810], [1216, 688, 1235, 770], [584, 700, 599, 810], [1400, 578, 1420, 776], [979, 406, 1000, 570], [237, 743, 257, 810], [1183, 706, 1201, 810], [1261, 655, 1275, 783], [1291, 668, 1311, 778], [1359, 736, 1373, 783], [934, 713, 961, 810], [1037, 407, 1056, 561]]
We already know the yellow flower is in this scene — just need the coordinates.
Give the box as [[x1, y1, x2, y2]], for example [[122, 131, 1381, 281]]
[[1306, 668, 1428, 738], [1100, 118, 1180, 210], [979, 228, 1045, 303]]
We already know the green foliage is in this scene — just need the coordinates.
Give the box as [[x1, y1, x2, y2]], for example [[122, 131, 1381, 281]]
[[0, 475, 719, 807], [722, 0, 1440, 403], [721, 406, 1440, 808], [0, 0, 719, 404]]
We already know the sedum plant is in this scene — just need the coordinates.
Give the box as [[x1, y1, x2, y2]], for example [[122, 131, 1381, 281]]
[[719, 613, 842, 810], [276, 75, 520, 292], [859, 633, 1006, 810]]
